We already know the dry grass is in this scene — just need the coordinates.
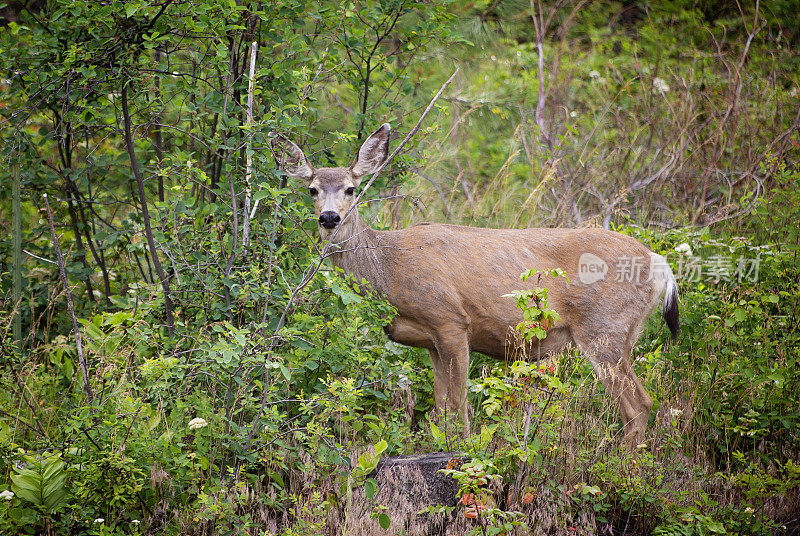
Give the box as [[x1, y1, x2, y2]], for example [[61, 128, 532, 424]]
[[378, 5, 798, 234]]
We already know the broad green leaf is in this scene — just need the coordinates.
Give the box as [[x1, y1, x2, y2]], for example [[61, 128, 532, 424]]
[[280, 365, 291, 381], [365, 478, 377, 500]]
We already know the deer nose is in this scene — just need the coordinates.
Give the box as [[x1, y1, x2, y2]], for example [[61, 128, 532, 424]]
[[319, 211, 341, 229]]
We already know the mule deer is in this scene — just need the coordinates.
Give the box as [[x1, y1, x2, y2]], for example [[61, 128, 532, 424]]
[[271, 124, 679, 447]]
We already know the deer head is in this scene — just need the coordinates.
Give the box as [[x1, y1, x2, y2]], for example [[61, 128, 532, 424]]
[[271, 124, 391, 239]]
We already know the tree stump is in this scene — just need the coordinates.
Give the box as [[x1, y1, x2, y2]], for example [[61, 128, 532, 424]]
[[342, 452, 467, 535]]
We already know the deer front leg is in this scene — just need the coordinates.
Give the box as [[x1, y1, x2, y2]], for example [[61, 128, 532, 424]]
[[428, 348, 449, 415], [430, 329, 471, 436]]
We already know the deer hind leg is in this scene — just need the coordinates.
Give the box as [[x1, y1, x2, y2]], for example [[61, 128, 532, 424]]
[[572, 329, 653, 448], [429, 329, 471, 436]]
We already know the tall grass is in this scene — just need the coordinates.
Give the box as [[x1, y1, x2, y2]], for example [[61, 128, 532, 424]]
[[380, 3, 798, 232]]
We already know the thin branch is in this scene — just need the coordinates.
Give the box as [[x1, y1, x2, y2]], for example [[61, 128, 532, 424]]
[[43, 194, 94, 407], [23, 249, 57, 265], [347, 68, 460, 212], [19, 2, 53, 35], [0, 408, 45, 438]]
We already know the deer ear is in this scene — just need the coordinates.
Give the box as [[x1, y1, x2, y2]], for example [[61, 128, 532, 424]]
[[351, 123, 390, 180], [270, 134, 314, 183]]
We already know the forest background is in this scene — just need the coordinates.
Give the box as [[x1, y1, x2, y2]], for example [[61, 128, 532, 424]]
[[1, 0, 799, 534]]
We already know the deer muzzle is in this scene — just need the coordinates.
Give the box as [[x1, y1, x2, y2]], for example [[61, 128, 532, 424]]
[[319, 211, 341, 229]]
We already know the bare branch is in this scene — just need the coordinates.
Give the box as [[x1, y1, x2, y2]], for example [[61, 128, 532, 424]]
[[43, 194, 94, 407]]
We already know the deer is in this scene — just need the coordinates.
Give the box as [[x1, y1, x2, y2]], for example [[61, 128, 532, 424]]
[[271, 123, 679, 448]]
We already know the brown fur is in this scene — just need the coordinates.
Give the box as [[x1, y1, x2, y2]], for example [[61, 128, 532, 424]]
[[271, 124, 679, 447]]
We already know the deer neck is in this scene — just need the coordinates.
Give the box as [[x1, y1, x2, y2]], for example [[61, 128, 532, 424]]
[[323, 210, 386, 293]]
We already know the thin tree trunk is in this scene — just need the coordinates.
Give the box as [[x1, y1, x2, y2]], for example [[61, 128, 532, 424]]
[[43, 194, 94, 406], [219, 32, 239, 314], [133, 252, 150, 284], [224, 169, 239, 315], [64, 177, 96, 301], [74, 185, 112, 306], [56, 107, 95, 301], [154, 50, 165, 203], [121, 82, 175, 335], [242, 40, 257, 249], [12, 163, 22, 354]]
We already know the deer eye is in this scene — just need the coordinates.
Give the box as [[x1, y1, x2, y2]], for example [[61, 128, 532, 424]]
[[345, 187, 355, 196], [308, 187, 318, 196]]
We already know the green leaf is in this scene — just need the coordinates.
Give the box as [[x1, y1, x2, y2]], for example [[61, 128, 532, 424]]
[[43, 485, 66, 512], [429, 423, 442, 443], [11, 455, 68, 513], [41, 458, 64, 481], [279, 365, 291, 381], [11, 472, 42, 506], [378, 512, 391, 529], [83, 320, 104, 340], [365, 478, 377, 500], [252, 189, 272, 202], [267, 470, 285, 489], [707, 521, 727, 534]]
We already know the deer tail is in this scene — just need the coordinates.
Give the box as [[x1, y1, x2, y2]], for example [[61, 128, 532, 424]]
[[661, 258, 680, 339]]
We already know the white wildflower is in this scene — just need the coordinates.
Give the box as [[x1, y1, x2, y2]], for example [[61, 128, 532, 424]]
[[0, 490, 14, 500], [744, 507, 755, 514], [188, 417, 208, 430], [589, 70, 600, 79], [653, 77, 670, 94], [132, 519, 141, 525], [669, 408, 683, 418], [94, 518, 105, 523], [570, 110, 578, 118], [675, 243, 692, 256]]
